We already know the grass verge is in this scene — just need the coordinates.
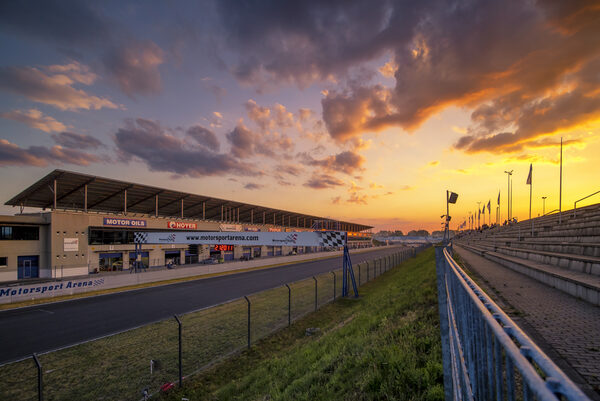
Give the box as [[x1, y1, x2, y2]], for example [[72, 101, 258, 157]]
[[159, 247, 443, 401], [0, 250, 413, 401]]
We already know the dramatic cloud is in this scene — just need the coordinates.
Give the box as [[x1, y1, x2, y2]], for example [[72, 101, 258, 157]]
[[114, 118, 259, 177], [227, 123, 293, 159], [104, 40, 164, 97], [298, 150, 365, 175], [187, 125, 220, 151], [303, 174, 344, 189], [322, 85, 395, 141], [0, 109, 66, 133], [51, 132, 103, 149], [216, 0, 600, 153], [0, 65, 118, 110], [454, 58, 600, 153], [0, 139, 100, 167], [216, 0, 396, 87]]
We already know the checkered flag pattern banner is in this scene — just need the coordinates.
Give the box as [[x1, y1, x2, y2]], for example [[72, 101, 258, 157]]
[[318, 231, 346, 247], [134, 232, 148, 243]]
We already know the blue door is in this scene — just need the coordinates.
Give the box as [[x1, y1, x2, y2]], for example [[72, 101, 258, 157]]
[[18, 255, 39, 279]]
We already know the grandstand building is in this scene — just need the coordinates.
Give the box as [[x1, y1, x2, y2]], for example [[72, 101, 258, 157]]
[[0, 170, 372, 282]]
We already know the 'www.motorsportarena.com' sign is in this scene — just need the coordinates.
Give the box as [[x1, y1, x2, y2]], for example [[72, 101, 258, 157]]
[[135, 231, 347, 247]]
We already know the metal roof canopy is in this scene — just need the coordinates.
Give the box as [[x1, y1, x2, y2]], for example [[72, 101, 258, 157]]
[[5, 169, 372, 231]]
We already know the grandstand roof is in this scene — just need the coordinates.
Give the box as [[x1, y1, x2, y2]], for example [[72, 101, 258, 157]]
[[5, 170, 372, 231]]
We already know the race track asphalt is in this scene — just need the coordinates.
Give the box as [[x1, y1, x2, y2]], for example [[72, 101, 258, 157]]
[[0, 247, 403, 364]]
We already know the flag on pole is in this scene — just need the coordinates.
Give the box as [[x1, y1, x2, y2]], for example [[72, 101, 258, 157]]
[[487, 200, 491, 213], [526, 163, 532, 185], [497, 191, 500, 205]]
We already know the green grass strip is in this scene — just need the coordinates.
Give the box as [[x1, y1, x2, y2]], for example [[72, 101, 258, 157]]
[[160, 247, 443, 401]]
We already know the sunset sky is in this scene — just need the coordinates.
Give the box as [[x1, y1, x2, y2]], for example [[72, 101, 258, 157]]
[[0, 0, 599, 232]]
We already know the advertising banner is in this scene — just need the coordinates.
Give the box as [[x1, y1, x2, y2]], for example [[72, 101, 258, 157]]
[[167, 221, 197, 229], [103, 217, 147, 227], [220, 224, 242, 232], [135, 231, 346, 247]]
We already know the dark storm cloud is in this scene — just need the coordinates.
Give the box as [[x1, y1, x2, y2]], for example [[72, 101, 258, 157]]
[[217, 0, 600, 153], [216, 0, 409, 87], [51, 132, 103, 150], [0, 0, 111, 47], [0, 139, 100, 167], [187, 125, 220, 151], [303, 174, 344, 189], [114, 118, 259, 177]]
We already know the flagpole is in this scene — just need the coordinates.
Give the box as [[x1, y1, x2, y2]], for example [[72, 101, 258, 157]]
[[559, 137, 563, 224]]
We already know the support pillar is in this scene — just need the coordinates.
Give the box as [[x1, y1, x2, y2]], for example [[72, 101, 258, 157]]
[[53, 179, 57, 210]]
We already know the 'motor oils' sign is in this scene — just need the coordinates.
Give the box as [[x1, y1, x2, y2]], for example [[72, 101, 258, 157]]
[[167, 221, 198, 229], [103, 218, 146, 227]]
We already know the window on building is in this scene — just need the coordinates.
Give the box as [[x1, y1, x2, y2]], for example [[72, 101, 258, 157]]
[[89, 229, 136, 245], [0, 226, 39, 240], [0, 257, 7, 268]]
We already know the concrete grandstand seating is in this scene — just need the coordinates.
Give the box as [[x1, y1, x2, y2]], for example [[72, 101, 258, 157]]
[[455, 202, 600, 306]]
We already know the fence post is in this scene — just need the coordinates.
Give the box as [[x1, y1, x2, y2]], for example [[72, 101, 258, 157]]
[[33, 353, 42, 401], [312, 276, 317, 311], [331, 271, 336, 300], [358, 263, 361, 285], [173, 315, 182, 387], [244, 296, 251, 349], [285, 284, 291, 327], [366, 261, 370, 281], [434, 246, 453, 401]]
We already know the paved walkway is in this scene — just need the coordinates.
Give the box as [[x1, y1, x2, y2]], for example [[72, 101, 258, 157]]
[[455, 245, 600, 400]]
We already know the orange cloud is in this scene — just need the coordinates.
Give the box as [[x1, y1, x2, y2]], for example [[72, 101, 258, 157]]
[[0, 65, 118, 110], [0, 109, 66, 133]]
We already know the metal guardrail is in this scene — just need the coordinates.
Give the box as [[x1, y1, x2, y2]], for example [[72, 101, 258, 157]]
[[435, 245, 589, 401], [573, 190, 600, 217]]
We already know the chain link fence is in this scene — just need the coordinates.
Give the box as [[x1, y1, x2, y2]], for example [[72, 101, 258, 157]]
[[0, 247, 425, 401]]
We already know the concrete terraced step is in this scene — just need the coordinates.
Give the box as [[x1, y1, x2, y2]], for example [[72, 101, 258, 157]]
[[469, 243, 600, 276], [455, 242, 600, 306], [474, 239, 600, 257]]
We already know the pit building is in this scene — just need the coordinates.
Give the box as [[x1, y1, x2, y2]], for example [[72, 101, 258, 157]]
[[0, 170, 372, 281]]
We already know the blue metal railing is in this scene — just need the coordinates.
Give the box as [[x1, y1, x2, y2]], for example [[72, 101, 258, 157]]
[[435, 245, 590, 401]]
